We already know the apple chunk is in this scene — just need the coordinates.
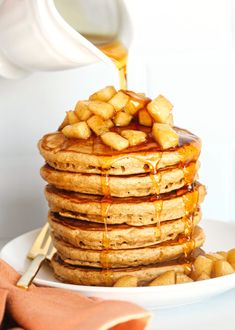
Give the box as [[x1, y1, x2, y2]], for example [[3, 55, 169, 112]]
[[147, 95, 173, 123], [101, 132, 129, 151], [108, 91, 129, 111], [74, 101, 92, 121], [212, 260, 234, 277], [87, 115, 109, 136], [152, 123, 179, 149], [88, 101, 114, 120], [67, 111, 79, 125], [149, 271, 175, 286], [62, 122, 91, 139], [120, 130, 146, 146], [114, 111, 132, 126], [138, 109, 153, 127], [89, 86, 116, 102]]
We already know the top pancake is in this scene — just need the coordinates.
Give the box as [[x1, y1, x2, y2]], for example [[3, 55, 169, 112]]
[[38, 126, 201, 176]]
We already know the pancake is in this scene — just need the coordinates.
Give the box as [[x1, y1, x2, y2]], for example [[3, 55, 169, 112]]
[[38, 126, 201, 176], [41, 162, 198, 197], [48, 210, 201, 250], [38, 88, 207, 288], [45, 183, 206, 226], [51, 255, 194, 286], [52, 226, 205, 269]]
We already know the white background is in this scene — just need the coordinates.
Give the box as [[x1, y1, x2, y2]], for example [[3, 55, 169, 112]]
[[1, 0, 235, 240]]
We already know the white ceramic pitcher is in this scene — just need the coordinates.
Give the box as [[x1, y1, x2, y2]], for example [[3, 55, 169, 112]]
[[0, 0, 132, 79]]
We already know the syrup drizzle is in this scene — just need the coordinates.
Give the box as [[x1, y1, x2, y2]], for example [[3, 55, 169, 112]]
[[177, 145, 200, 257], [98, 40, 128, 90], [143, 156, 164, 239]]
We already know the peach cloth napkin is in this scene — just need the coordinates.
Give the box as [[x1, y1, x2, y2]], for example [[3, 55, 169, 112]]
[[0, 260, 151, 330]]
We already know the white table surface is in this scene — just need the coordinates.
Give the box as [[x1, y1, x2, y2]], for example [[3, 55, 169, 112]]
[[1, 239, 235, 330]]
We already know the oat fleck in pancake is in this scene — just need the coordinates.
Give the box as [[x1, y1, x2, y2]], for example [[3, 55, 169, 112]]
[[38, 86, 206, 286]]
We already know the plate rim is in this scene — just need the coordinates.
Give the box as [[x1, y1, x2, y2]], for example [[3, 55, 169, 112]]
[[1, 219, 235, 293]]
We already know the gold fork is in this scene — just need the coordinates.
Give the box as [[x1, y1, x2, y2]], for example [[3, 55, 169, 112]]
[[16, 223, 56, 289]]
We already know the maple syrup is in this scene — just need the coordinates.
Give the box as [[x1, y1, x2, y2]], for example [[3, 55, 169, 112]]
[[144, 157, 164, 239], [180, 190, 199, 256], [98, 40, 128, 90], [99, 198, 111, 264], [82, 34, 128, 90]]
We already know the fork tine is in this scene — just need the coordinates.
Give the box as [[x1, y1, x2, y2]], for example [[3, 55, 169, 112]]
[[17, 223, 56, 289], [40, 226, 50, 249], [41, 234, 52, 254], [27, 223, 49, 259], [47, 242, 56, 260]]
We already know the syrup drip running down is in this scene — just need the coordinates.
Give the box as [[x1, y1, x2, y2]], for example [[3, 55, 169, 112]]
[[100, 200, 111, 265], [134, 155, 164, 239], [177, 145, 200, 257], [81, 34, 128, 90], [180, 189, 200, 257], [146, 159, 163, 238]]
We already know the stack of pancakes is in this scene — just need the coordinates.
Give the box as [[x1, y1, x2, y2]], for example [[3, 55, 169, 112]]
[[38, 125, 206, 286]]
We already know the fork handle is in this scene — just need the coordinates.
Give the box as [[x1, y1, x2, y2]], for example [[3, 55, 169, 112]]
[[16, 254, 45, 289]]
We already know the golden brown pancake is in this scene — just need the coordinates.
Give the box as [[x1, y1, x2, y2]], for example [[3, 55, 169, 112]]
[[45, 183, 206, 226], [38, 126, 201, 176], [51, 255, 194, 286], [48, 210, 201, 250], [41, 161, 198, 197], [38, 114, 205, 286], [52, 226, 205, 269]]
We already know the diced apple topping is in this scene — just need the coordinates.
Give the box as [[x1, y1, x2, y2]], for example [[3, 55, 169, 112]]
[[147, 95, 173, 124], [59, 87, 178, 151], [74, 101, 92, 121], [113, 275, 138, 287], [89, 86, 116, 102], [105, 119, 114, 129], [88, 101, 114, 120], [87, 115, 109, 136], [149, 271, 175, 286], [67, 111, 79, 125], [123, 91, 149, 115], [196, 272, 210, 281], [191, 255, 213, 280], [120, 130, 146, 146], [113, 111, 132, 126], [124, 101, 139, 115], [212, 260, 234, 277], [138, 109, 153, 126], [227, 248, 235, 269], [152, 123, 179, 149], [101, 132, 129, 151], [176, 273, 193, 284], [108, 91, 129, 111], [62, 122, 91, 139]]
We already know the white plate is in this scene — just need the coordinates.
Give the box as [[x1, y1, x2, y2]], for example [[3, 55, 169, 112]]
[[1, 219, 235, 310]]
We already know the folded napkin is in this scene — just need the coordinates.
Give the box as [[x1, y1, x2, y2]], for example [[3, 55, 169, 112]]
[[0, 260, 151, 330]]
